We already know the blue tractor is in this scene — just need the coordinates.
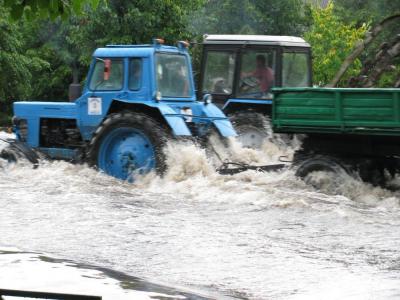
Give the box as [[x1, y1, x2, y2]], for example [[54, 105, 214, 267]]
[[11, 39, 236, 180], [198, 35, 312, 148]]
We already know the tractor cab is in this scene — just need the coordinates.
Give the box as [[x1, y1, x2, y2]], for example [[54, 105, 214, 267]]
[[198, 34, 312, 113]]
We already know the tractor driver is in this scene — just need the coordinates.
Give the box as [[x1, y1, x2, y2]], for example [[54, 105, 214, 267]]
[[241, 54, 274, 95]]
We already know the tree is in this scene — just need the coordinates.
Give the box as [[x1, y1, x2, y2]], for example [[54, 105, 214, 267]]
[[3, 0, 99, 20], [304, 2, 367, 86], [7, 0, 205, 103], [333, 0, 400, 87], [188, 0, 309, 36], [0, 5, 49, 124]]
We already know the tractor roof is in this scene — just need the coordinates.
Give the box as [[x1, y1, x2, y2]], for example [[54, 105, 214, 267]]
[[93, 44, 184, 58], [203, 34, 310, 47]]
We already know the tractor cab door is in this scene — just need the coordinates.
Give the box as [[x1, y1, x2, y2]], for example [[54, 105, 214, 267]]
[[199, 46, 238, 108], [77, 58, 125, 140]]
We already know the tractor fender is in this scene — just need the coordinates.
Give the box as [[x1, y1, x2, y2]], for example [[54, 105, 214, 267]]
[[107, 99, 191, 136], [200, 103, 237, 137], [154, 103, 192, 136]]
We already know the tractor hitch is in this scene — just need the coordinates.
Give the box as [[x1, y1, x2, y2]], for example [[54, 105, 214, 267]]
[[217, 161, 287, 175]]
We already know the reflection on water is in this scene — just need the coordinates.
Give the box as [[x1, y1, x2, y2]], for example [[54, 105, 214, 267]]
[[0, 249, 216, 300], [0, 134, 400, 299]]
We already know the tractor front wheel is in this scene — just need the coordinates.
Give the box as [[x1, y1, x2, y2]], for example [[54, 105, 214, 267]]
[[87, 112, 169, 181]]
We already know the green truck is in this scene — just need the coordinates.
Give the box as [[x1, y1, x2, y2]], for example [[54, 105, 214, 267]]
[[272, 87, 400, 187]]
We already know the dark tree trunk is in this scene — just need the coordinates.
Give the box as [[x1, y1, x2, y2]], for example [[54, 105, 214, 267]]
[[362, 36, 400, 87], [327, 14, 400, 87]]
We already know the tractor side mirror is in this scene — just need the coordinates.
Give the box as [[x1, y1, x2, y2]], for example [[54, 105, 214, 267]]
[[104, 59, 111, 81], [203, 93, 212, 105]]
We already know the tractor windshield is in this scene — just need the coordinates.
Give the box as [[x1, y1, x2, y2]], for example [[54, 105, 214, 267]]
[[282, 52, 310, 87], [155, 53, 192, 98]]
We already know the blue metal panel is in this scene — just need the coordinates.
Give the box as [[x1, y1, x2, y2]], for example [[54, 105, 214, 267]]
[[26, 118, 40, 147], [212, 119, 237, 137], [222, 98, 272, 111], [14, 102, 78, 118], [93, 45, 182, 58], [153, 103, 192, 136], [38, 148, 80, 160], [13, 102, 79, 147], [200, 103, 237, 137], [94, 47, 154, 58]]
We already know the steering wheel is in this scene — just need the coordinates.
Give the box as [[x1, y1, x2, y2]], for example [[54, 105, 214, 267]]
[[240, 76, 259, 89]]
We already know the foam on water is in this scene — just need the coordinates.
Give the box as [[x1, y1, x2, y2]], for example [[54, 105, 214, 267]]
[[1, 133, 400, 299], [132, 136, 400, 210]]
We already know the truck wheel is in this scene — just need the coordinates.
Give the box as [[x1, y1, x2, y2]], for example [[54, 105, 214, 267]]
[[295, 155, 352, 190], [229, 111, 271, 149], [87, 112, 169, 181]]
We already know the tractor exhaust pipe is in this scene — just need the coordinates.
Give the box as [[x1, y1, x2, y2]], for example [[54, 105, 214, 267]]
[[68, 83, 82, 102]]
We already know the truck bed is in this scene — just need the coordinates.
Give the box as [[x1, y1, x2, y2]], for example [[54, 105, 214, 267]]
[[272, 87, 400, 136]]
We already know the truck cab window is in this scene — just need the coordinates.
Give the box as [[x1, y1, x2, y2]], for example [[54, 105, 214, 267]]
[[202, 51, 236, 95], [282, 52, 309, 87], [129, 59, 142, 90], [89, 59, 123, 91], [238, 50, 276, 99]]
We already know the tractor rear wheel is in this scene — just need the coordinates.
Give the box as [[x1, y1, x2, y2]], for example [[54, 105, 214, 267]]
[[87, 111, 169, 181], [229, 111, 271, 149]]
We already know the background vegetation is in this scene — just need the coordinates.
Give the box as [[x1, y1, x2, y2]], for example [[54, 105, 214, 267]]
[[0, 0, 399, 125]]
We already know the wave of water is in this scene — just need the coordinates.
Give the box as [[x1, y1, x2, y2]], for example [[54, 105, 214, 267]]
[[1, 133, 400, 299]]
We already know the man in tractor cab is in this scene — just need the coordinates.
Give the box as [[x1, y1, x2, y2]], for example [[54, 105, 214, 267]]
[[240, 54, 274, 97]]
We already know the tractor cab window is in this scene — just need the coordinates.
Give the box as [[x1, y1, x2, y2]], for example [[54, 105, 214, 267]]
[[282, 52, 310, 87], [202, 51, 236, 95], [238, 50, 276, 99], [89, 59, 123, 91], [155, 53, 192, 98], [129, 58, 142, 90]]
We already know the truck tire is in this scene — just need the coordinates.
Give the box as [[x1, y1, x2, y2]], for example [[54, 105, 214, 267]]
[[229, 111, 271, 149], [87, 111, 169, 181], [295, 155, 352, 189]]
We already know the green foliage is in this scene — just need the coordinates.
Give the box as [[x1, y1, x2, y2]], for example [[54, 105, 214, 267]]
[[189, 0, 309, 36], [66, 0, 204, 66], [378, 66, 400, 88], [4, 0, 99, 20], [304, 2, 368, 86], [0, 4, 49, 122], [334, 0, 400, 87]]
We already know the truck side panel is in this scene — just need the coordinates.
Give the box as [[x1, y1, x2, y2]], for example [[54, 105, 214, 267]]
[[273, 88, 400, 136]]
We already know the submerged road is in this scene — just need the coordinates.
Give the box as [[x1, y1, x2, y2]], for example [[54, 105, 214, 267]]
[[1, 136, 400, 299]]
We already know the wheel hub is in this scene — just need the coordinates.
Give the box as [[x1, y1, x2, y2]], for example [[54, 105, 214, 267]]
[[98, 127, 156, 180]]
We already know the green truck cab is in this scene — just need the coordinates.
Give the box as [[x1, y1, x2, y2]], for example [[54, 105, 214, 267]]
[[272, 87, 400, 187]]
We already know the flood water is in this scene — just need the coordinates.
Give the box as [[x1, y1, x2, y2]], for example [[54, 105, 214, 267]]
[[1, 133, 400, 299]]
